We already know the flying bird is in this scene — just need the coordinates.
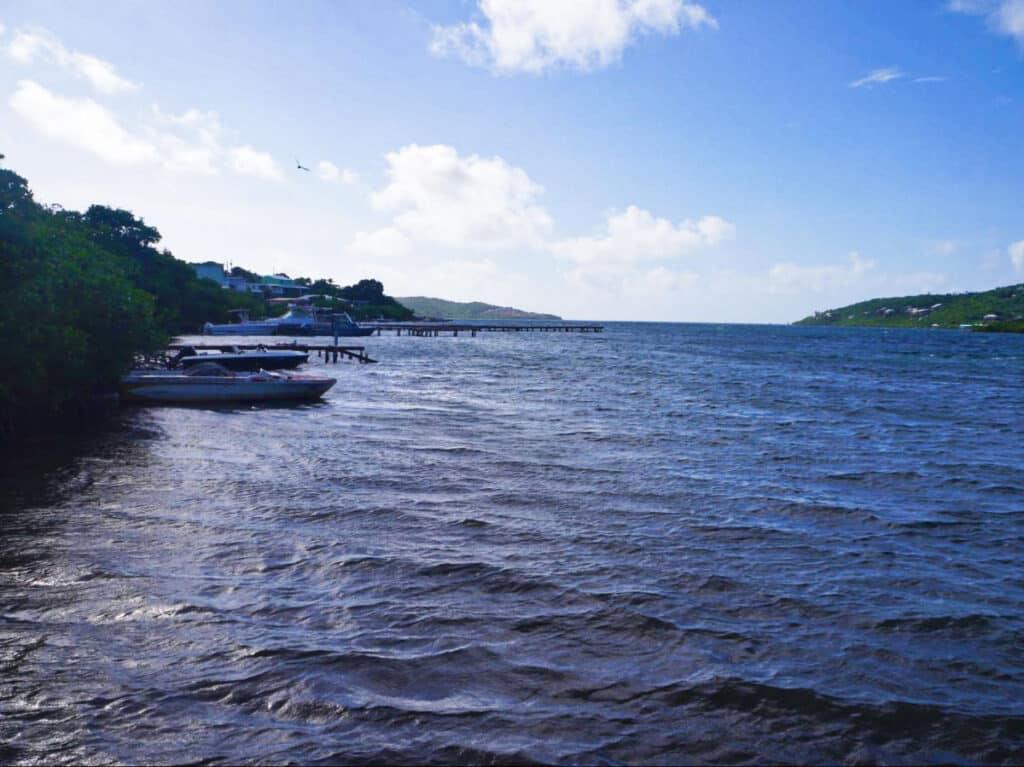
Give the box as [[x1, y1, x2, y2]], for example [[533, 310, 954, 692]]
[[296, 159, 310, 172]]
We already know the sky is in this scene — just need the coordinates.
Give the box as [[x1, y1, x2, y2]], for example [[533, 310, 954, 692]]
[[0, 0, 1022, 322]]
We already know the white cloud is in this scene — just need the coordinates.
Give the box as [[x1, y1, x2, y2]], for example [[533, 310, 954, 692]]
[[354, 144, 553, 253], [348, 145, 730, 313], [0, 22, 6, 37], [552, 205, 733, 265], [149, 107, 283, 180], [146, 107, 226, 174], [316, 160, 359, 184], [9, 88, 283, 180], [9, 80, 157, 164], [848, 67, 904, 89], [5, 29, 138, 94], [430, 0, 717, 74], [228, 145, 283, 181], [1009, 240, 1024, 272], [768, 252, 876, 294], [8, 82, 285, 182], [949, 0, 1024, 46]]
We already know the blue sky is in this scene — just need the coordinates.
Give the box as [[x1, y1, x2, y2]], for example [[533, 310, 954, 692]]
[[1, 0, 1022, 321]]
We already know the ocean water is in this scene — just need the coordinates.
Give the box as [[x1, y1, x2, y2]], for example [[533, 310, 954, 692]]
[[1, 323, 1023, 765]]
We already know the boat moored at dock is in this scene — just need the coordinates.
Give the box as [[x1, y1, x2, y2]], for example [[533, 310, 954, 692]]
[[121, 363, 336, 404], [173, 347, 309, 371], [203, 305, 373, 337]]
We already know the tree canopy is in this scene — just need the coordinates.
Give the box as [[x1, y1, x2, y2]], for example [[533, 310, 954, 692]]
[[0, 166, 411, 443]]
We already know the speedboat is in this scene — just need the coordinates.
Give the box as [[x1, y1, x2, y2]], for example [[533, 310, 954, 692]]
[[173, 346, 308, 371], [121, 363, 335, 403]]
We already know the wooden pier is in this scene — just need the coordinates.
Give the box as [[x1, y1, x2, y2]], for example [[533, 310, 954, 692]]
[[167, 342, 376, 364], [360, 322, 604, 337]]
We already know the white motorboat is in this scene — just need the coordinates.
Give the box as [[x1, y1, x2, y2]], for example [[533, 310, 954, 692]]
[[202, 308, 291, 336], [173, 347, 309, 371], [203, 305, 373, 337], [121, 363, 335, 403]]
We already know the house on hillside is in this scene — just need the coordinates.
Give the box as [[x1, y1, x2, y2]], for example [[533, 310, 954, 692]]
[[260, 273, 305, 297], [192, 262, 228, 287], [227, 275, 250, 292]]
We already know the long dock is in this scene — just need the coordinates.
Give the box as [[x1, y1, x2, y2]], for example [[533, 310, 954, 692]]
[[360, 322, 604, 337], [167, 342, 376, 364]]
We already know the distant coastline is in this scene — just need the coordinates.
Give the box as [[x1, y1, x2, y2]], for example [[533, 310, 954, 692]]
[[396, 296, 561, 321], [795, 283, 1024, 332]]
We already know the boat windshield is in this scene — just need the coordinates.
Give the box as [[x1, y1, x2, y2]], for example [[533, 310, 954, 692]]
[[184, 362, 233, 377]]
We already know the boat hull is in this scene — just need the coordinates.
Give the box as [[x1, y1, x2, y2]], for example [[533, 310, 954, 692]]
[[279, 323, 375, 337], [121, 373, 335, 403], [178, 352, 308, 371], [203, 322, 280, 336]]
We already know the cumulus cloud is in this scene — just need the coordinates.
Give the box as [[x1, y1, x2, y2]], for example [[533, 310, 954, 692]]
[[949, 0, 1024, 45], [552, 205, 733, 265], [848, 67, 904, 88], [5, 28, 138, 94], [430, 0, 717, 74], [1009, 240, 1024, 272], [352, 144, 553, 256], [349, 144, 730, 313], [316, 160, 359, 184], [9, 80, 156, 164]]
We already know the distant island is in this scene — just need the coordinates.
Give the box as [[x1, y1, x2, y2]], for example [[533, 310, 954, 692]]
[[397, 296, 561, 321], [795, 283, 1024, 332]]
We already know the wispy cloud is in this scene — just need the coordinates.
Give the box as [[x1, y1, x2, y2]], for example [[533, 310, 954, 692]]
[[5, 28, 138, 94], [849, 66, 904, 89], [949, 0, 1024, 47], [914, 75, 947, 83]]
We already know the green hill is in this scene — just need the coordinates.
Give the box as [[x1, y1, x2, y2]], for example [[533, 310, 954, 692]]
[[795, 283, 1024, 330], [397, 296, 560, 321]]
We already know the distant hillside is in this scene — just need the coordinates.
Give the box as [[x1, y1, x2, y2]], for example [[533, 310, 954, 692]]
[[795, 283, 1024, 329], [397, 296, 561, 321]]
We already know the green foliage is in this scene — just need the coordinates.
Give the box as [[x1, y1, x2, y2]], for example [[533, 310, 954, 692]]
[[66, 204, 254, 333], [0, 164, 412, 442], [229, 265, 260, 281], [301, 277, 413, 320], [974, 319, 1024, 333], [794, 284, 1024, 329], [0, 170, 161, 435]]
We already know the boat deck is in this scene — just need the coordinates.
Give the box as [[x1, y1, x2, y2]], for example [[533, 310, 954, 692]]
[[166, 342, 376, 364]]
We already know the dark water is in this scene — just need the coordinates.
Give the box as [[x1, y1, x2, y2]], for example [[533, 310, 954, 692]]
[[2, 324, 1023, 765]]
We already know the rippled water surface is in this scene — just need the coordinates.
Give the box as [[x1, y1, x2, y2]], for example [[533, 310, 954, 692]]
[[2, 324, 1023, 765]]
